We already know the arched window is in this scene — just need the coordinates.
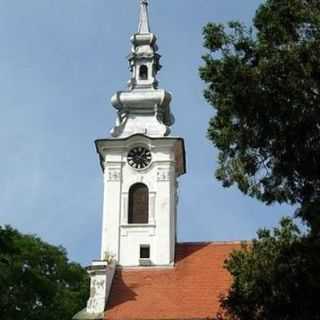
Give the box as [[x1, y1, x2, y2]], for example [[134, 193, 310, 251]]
[[128, 183, 149, 224], [139, 65, 148, 80]]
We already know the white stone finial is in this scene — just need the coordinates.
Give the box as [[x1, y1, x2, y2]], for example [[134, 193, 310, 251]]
[[138, 0, 150, 33]]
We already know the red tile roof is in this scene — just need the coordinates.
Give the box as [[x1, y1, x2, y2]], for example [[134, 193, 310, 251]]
[[105, 242, 241, 320]]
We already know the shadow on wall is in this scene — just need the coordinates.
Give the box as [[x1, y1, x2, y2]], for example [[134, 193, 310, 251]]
[[106, 270, 138, 310], [174, 242, 211, 264]]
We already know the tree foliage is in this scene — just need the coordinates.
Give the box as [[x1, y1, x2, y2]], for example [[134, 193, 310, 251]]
[[200, 0, 320, 233], [0, 225, 89, 320], [200, 0, 320, 318], [216, 218, 320, 320]]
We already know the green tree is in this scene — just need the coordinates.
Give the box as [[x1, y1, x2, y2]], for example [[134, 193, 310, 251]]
[[200, 0, 320, 318], [200, 0, 320, 234], [0, 225, 89, 320], [216, 218, 320, 320]]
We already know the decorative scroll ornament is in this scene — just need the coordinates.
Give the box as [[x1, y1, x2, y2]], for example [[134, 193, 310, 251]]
[[157, 168, 172, 182], [107, 168, 121, 182]]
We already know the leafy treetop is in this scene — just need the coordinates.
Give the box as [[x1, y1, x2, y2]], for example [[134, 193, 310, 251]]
[[216, 218, 320, 320], [0, 225, 89, 320], [200, 0, 320, 234]]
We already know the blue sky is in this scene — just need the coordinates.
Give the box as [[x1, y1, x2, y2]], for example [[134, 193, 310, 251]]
[[0, 0, 295, 265]]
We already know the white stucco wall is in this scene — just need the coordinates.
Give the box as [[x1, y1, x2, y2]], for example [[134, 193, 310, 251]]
[[98, 135, 184, 267]]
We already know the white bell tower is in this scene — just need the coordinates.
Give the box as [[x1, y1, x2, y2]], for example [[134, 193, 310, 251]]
[[73, 2, 186, 318], [96, 0, 186, 267]]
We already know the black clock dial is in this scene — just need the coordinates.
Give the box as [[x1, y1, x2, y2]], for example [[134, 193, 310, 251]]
[[127, 147, 152, 169]]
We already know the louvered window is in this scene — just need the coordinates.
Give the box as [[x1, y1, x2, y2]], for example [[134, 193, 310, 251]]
[[128, 183, 149, 224]]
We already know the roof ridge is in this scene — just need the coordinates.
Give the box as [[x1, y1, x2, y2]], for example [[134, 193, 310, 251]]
[[177, 240, 246, 246]]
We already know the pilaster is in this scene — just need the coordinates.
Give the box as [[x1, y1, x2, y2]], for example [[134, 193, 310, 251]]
[[101, 161, 123, 261]]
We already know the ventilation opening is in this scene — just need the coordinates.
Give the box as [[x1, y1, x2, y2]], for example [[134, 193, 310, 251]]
[[139, 65, 148, 80], [140, 245, 150, 259]]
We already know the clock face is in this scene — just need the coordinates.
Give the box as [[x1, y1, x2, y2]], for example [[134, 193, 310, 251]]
[[127, 147, 152, 169]]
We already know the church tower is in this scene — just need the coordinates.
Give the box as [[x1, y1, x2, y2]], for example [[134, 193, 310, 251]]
[[74, 1, 186, 318], [95, 0, 186, 267]]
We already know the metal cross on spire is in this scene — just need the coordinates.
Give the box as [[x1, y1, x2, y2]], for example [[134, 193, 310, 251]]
[[138, 0, 150, 33]]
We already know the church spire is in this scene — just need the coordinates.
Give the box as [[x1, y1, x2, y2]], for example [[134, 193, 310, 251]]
[[110, 0, 174, 138], [125, 0, 160, 91], [138, 0, 150, 33]]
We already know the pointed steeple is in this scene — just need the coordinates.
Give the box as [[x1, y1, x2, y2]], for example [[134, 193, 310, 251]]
[[110, 0, 174, 138], [138, 0, 150, 33], [127, 0, 160, 91]]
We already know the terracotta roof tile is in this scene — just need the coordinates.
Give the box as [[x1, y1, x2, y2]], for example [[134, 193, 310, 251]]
[[105, 242, 241, 320]]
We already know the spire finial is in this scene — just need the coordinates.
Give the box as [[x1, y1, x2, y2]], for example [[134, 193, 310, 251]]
[[138, 0, 150, 33]]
